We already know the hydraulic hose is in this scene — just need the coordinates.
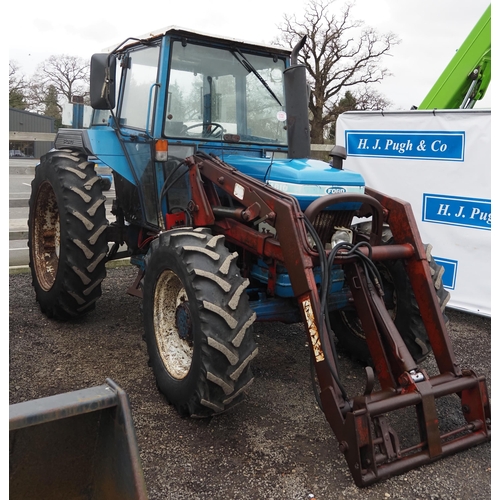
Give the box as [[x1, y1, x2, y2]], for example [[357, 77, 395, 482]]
[[303, 217, 349, 401], [304, 218, 386, 404]]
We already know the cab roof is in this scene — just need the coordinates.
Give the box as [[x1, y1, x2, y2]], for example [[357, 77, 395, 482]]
[[105, 26, 291, 58]]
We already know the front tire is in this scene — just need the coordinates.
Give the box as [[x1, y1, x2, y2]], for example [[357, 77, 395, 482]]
[[28, 150, 109, 319], [143, 228, 258, 417], [330, 226, 450, 365]]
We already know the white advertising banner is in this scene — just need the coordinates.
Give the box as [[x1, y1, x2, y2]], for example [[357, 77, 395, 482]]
[[336, 110, 491, 317]]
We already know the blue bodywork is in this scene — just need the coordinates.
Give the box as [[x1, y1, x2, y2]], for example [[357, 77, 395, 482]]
[[222, 154, 365, 211], [86, 125, 365, 211], [82, 28, 366, 320]]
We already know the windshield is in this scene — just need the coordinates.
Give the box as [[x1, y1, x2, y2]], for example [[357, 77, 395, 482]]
[[164, 40, 288, 145]]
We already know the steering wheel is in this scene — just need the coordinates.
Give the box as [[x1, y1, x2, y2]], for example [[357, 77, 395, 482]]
[[184, 122, 224, 138]]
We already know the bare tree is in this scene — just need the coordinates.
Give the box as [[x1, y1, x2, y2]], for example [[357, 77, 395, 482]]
[[276, 0, 400, 143], [327, 88, 391, 141], [9, 60, 28, 109], [353, 87, 391, 110], [28, 54, 90, 115]]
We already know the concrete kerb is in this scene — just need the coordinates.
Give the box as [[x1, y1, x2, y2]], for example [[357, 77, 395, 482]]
[[9, 258, 133, 276]]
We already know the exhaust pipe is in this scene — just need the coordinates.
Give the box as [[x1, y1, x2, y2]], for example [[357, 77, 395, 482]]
[[284, 35, 311, 159]]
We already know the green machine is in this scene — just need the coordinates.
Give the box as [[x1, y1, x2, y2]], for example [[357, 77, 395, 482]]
[[419, 4, 491, 109]]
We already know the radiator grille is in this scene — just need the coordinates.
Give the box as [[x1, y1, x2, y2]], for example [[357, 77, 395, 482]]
[[312, 210, 355, 246]]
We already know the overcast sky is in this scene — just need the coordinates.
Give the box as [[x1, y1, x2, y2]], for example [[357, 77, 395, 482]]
[[8, 0, 492, 110]]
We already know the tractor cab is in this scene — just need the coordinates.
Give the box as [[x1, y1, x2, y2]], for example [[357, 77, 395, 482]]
[[91, 28, 293, 154], [86, 27, 363, 232]]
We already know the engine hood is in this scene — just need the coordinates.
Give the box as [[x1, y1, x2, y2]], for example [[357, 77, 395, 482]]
[[223, 154, 365, 210]]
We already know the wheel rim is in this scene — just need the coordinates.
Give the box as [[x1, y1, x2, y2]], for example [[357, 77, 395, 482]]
[[32, 181, 61, 291], [153, 269, 194, 380]]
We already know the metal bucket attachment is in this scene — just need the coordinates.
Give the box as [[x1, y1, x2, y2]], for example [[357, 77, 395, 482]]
[[9, 379, 147, 500]]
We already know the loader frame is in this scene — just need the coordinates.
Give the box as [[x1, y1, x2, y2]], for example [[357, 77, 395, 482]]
[[184, 152, 490, 487]]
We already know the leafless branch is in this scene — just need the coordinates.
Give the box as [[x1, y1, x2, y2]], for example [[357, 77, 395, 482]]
[[276, 0, 400, 142]]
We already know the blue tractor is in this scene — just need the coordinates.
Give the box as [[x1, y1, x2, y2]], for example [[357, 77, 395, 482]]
[[28, 28, 490, 486]]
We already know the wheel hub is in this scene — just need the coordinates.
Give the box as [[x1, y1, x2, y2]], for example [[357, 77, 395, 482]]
[[175, 302, 193, 345], [153, 270, 194, 380], [32, 181, 60, 291]]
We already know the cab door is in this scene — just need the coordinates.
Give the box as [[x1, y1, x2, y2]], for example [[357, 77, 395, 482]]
[[116, 44, 163, 229]]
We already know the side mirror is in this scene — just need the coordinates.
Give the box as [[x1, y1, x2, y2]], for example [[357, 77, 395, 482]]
[[283, 64, 311, 159], [90, 54, 116, 110]]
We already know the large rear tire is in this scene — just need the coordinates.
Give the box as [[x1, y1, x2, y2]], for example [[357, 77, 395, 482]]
[[330, 225, 450, 365], [28, 150, 109, 320], [143, 228, 258, 417]]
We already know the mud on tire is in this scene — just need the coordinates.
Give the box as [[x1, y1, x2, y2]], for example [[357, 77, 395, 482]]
[[330, 225, 450, 365], [143, 228, 258, 417], [28, 150, 109, 320]]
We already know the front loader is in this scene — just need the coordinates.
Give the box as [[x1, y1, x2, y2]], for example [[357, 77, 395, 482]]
[[27, 27, 490, 486]]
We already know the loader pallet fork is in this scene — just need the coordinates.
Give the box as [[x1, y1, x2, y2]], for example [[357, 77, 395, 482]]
[[9, 379, 147, 500], [185, 152, 491, 486]]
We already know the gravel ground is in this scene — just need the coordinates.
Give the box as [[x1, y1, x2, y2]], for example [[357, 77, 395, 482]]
[[9, 264, 491, 500]]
